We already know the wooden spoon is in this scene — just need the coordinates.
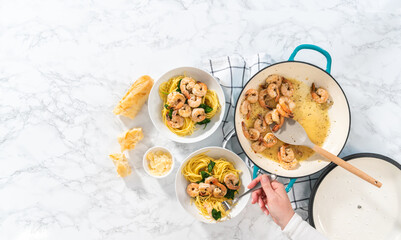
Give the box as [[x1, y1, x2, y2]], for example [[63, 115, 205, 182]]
[[271, 118, 382, 188]]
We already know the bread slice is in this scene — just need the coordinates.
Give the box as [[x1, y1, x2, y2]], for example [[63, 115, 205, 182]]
[[118, 128, 144, 152], [109, 153, 131, 177], [113, 75, 154, 119]]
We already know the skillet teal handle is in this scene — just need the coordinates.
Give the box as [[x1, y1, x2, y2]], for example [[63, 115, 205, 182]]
[[252, 166, 296, 193], [288, 44, 332, 74], [285, 179, 296, 193]]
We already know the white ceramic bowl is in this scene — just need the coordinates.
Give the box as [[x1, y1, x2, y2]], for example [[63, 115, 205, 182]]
[[175, 147, 252, 223], [148, 67, 225, 143], [143, 146, 174, 178]]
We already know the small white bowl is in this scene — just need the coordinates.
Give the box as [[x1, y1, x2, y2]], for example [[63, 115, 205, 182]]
[[143, 146, 175, 178], [148, 66, 225, 143]]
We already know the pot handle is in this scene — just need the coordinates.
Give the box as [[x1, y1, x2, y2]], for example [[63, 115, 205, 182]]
[[288, 44, 332, 74], [253, 166, 296, 193]]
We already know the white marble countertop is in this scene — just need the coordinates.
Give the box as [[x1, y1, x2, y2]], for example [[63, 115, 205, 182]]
[[1, 0, 401, 239]]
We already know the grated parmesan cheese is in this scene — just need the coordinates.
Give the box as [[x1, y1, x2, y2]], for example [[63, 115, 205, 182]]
[[146, 150, 172, 176]]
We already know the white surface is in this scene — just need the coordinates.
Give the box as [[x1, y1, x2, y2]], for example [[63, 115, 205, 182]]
[[1, 1, 401, 239], [312, 157, 401, 240], [148, 67, 225, 143], [142, 146, 174, 178], [175, 147, 252, 223], [235, 61, 350, 178]]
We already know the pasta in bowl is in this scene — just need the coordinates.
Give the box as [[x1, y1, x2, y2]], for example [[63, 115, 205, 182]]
[[175, 147, 252, 223], [159, 75, 220, 136], [148, 67, 225, 143]]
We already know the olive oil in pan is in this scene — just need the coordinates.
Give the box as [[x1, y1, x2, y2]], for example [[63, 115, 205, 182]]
[[244, 78, 331, 163]]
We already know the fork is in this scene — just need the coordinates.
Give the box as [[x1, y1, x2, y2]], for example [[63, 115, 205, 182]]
[[222, 174, 277, 211]]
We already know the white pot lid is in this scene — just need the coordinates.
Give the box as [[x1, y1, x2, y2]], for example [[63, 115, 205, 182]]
[[309, 153, 401, 240]]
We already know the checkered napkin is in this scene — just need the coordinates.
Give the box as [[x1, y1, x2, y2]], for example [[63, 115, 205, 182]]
[[205, 54, 322, 221]]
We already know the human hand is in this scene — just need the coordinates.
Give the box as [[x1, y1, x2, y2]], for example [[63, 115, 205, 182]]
[[248, 174, 295, 229]]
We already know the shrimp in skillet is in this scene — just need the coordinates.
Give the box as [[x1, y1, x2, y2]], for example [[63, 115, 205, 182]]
[[240, 100, 252, 119], [242, 121, 260, 141], [311, 83, 329, 104], [245, 89, 258, 103]]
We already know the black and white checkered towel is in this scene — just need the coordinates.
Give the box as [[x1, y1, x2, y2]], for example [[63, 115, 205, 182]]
[[206, 54, 323, 221]]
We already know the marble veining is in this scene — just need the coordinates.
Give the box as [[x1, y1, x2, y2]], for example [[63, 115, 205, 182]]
[[1, 0, 401, 239]]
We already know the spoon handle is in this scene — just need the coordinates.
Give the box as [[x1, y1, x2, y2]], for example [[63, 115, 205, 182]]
[[312, 145, 382, 188]]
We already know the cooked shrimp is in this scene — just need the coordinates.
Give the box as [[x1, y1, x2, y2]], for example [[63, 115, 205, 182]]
[[278, 145, 296, 163], [191, 108, 206, 123], [267, 83, 280, 102], [204, 176, 214, 185], [242, 121, 260, 141], [188, 94, 202, 108], [205, 176, 227, 198], [254, 114, 268, 133], [280, 158, 299, 170], [264, 110, 274, 125], [180, 77, 196, 99], [224, 173, 240, 190], [266, 74, 284, 86], [263, 133, 278, 148], [281, 79, 294, 97], [186, 183, 199, 197], [276, 103, 293, 118], [245, 89, 258, 103], [278, 96, 296, 114], [271, 113, 284, 132], [240, 100, 251, 119], [198, 183, 213, 196], [192, 82, 208, 97], [178, 104, 191, 118], [167, 92, 186, 110], [166, 110, 184, 128], [271, 109, 281, 124], [204, 203, 213, 216], [251, 138, 267, 153], [311, 83, 329, 104], [258, 89, 273, 109]]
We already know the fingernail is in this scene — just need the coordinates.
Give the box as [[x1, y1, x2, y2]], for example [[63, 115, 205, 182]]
[[261, 175, 268, 183]]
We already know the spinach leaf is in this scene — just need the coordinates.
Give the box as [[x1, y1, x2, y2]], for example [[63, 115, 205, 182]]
[[165, 109, 173, 119], [176, 79, 182, 93], [196, 118, 211, 125], [164, 104, 174, 118], [211, 209, 221, 220], [199, 103, 213, 113], [208, 160, 215, 173], [200, 171, 210, 181], [224, 188, 237, 200], [196, 118, 211, 129]]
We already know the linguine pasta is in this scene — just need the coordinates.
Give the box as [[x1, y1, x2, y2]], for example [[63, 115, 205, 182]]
[[182, 153, 241, 221], [159, 76, 220, 136]]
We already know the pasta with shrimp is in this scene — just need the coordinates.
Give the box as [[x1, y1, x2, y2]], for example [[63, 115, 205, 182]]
[[159, 76, 220, 136], [182, 153, 241, 221]]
